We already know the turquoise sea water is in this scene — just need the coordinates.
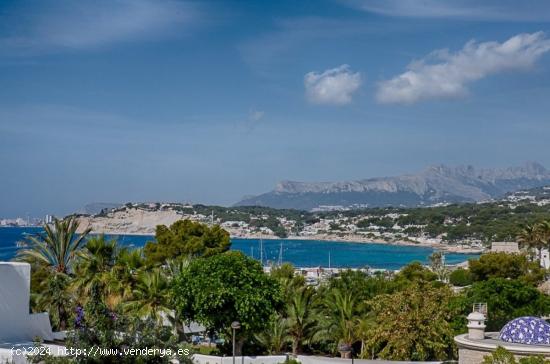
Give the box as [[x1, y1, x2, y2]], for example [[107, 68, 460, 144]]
[[0, 227, 478, 269]]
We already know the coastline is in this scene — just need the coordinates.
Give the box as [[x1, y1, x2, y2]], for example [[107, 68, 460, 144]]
[[81, 226, 484, 254], [232, 233, 484, 254], [74, 209, 485, 255]]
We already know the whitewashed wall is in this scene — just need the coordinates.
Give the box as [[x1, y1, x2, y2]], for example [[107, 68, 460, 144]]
[[0, 262, 54, 343]]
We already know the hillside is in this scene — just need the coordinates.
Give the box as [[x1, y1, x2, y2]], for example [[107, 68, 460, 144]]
[[74, 189, 550, 250]]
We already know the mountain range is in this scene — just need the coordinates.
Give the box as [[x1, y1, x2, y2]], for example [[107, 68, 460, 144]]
[[235, 162, 550, 211]]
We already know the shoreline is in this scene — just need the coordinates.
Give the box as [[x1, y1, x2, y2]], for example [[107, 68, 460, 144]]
[[231, 233, 484, 254], [81, 228, 484, 254]]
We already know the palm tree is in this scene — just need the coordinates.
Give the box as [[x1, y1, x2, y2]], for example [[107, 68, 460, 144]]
[[17, 217, 91, 273], [255, 314, 290, 354], [357, 315, 376, 359], [34, 272, 74, 330], [286, 286, 319, 355], [322, 289, 360, 358], [72, 236, 119, 307], [535, 221, 550, 268], [518, 222, 550, 266], [165, 256, 191, 280], [164, 256, 191, 339], [16, 217, 90, 331], [517, 223, 541, 257], [110, 247, 145, 305], [124, 269, 172, 325]]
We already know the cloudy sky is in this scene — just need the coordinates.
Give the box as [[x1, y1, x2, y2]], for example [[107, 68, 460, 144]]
[[1, 0, 550, 216]]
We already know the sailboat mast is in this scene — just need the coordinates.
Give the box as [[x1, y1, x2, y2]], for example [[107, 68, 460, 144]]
[[259, 237, 263, 266], [278, 241, 283, 266]]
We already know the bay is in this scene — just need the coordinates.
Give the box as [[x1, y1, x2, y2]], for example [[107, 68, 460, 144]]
[[0, 227, 478, 269]]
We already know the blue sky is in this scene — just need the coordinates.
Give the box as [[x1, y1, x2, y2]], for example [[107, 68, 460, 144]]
[[1, 0, 550, 217]]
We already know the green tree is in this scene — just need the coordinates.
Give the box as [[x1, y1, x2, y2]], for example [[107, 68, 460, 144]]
[[144, 220, 230, 265], [518, 224, 543, 260], [124, 269, 172, 325], [254, 314, 289, 354], [392, 262, 437, 289], [322, 289, 360, 358], [72, 236, 119, 308], [535, 221, 550, 264], [172, 251, 283, 355], [286, 286, 319, 355], [364, 283, 458, 361], [449, 268, 473, 287], [17, 217, 90, 330], [34, 272, 74, 331], [464, 278, 550, 331], [325, 269, 394, 303], [270, 263, 306, 299], [108, 248, 145, 308], [468, 253, 545, 285], [17, 217, 91, 273]]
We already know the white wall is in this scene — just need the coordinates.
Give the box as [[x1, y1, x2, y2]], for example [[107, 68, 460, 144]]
[[0, 262, 54, 344]]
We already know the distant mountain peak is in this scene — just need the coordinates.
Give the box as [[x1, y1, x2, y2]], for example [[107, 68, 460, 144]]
[[235, 162, 550, 211]]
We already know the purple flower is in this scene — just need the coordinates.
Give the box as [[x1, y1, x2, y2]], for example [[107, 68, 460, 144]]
[[75, 306, 85, 328], [109, 311, 118, 321]]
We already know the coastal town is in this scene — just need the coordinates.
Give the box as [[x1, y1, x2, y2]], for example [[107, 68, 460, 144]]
[[66, 187, 550, 255]]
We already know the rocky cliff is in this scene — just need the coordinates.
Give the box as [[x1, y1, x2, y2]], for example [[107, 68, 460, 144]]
[[235, 162, 550, 210]]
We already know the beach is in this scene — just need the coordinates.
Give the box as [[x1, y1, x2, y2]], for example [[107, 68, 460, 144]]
[[74, 209, 485, 255]]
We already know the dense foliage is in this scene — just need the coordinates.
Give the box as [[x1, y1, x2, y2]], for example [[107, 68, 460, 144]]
[[144, 219, 230, 264], [16, 216, 550, 362], [449, 268, 473, 287], [172, 251, 283, 354], [365, 283, 459, 361], [468, 252, 545, 284], [463, 278, 550, 331]]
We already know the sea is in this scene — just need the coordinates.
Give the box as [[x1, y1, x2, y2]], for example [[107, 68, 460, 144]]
[[0, 227, 478, 270]]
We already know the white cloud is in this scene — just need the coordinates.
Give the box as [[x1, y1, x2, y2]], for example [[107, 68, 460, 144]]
[[0, 0, 197, 54], [346, 0, 550, 21], [248, 109, 265, 123], [304, 65, 362, 105], [377, 32, 550, 104]]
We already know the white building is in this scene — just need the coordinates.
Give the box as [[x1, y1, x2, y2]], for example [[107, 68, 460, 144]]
[[490, 242, 549, 269], [490, 242, 520, 254]]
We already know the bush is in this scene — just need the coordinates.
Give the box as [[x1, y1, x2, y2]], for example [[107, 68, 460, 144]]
[[449, 268, 473, 287]]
